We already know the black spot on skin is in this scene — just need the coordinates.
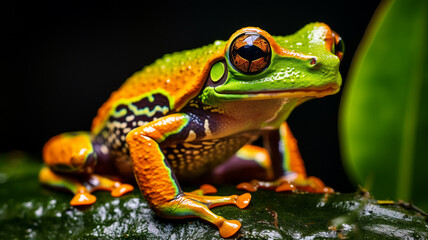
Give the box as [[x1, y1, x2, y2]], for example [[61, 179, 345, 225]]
[[96, 93, 172, 155]]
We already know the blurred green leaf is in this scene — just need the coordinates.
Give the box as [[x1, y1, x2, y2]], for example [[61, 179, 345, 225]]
[[340, 0, 428, 210]]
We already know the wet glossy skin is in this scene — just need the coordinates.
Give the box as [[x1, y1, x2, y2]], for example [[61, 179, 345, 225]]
[[41, 23, 343, 238]]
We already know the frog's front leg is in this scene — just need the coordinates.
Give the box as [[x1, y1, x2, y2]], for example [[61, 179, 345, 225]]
[[237, 122, 334, 193], [40, 132, 133, 205], [126, 113, 251, 238]]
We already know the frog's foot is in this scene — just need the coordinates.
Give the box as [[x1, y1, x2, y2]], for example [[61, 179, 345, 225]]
[[39, 166, 97, 206], [237, 175, 334, 193], [87, 174, 134, 198], [184, 185, 251, 209], [186, 184, 218, 195], [70, 186, 97, 206], [39, 166, 134, 206], [160, 191, 251, 238]]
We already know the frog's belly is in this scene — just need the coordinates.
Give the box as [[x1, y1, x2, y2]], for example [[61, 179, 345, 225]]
[[111, 134, 253, 181], [164, 134, 253, 180]]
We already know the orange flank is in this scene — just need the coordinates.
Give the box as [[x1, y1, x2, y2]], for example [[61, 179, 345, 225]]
[[42, 133, 93, 171]]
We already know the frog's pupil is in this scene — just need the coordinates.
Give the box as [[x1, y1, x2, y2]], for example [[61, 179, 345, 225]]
[[236, 45, 266, 62], [229, 32, 271, 74]]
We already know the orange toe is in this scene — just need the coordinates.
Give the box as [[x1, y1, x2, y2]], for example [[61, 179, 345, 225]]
[[276, 182, 296, 192], [236, 193, 251, 209], [200, 184, 217, 194], [70, 192, 97, 206], [322, 187, 335, 193], [307, 176, 325, 188], [236, 182, 257, 192], [111, 183, 134, 197], [219, 219, 241, 238]]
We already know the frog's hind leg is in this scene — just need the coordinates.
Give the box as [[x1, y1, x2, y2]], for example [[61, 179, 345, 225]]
[[40, 132, 133, 206], [126, 114, 250, 238]]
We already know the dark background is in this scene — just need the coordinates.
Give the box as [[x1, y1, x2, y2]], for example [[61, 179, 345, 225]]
[[2, 1, 381, 192]]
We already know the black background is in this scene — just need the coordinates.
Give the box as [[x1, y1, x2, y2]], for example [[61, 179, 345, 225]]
[[2, 1, 381, 192]]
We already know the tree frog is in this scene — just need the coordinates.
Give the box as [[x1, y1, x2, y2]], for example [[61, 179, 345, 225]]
[[40, 23, 343, 238]]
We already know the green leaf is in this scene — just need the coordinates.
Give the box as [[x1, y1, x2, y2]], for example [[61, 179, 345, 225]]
[[340, 0, 428, 210], [1, 153, 428, 239]]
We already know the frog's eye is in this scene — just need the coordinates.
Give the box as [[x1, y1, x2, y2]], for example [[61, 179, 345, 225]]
[[331, 31, 344, 61], [229, 32, 271, 74]]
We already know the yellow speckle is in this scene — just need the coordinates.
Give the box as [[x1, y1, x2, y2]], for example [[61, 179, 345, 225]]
[[185, 130, 197, 142], [183, 143, 203, 148], [204, 119, 212, 137], [202, 141, 215, 145]]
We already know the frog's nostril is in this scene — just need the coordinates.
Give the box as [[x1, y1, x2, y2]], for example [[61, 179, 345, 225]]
[[310, 57, 317, 66]]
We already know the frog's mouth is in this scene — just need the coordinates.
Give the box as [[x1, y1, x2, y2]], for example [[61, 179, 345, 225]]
[[214, 83, 340, 101]]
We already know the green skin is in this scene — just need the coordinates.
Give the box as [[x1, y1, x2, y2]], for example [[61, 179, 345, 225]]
[[41, 22, 343, 237]]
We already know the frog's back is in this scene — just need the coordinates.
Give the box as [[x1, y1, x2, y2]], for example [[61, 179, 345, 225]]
[[91, 41, 226, 136]]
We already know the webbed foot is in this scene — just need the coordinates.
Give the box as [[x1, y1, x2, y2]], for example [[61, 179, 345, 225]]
[[185, 184, 251, 209], [39, 166, 134, 206], [237, 175, 334, 193], [160, 186, 251, 238]]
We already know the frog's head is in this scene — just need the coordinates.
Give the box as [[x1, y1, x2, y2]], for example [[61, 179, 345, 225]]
[[200, 23, 343, 106]]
